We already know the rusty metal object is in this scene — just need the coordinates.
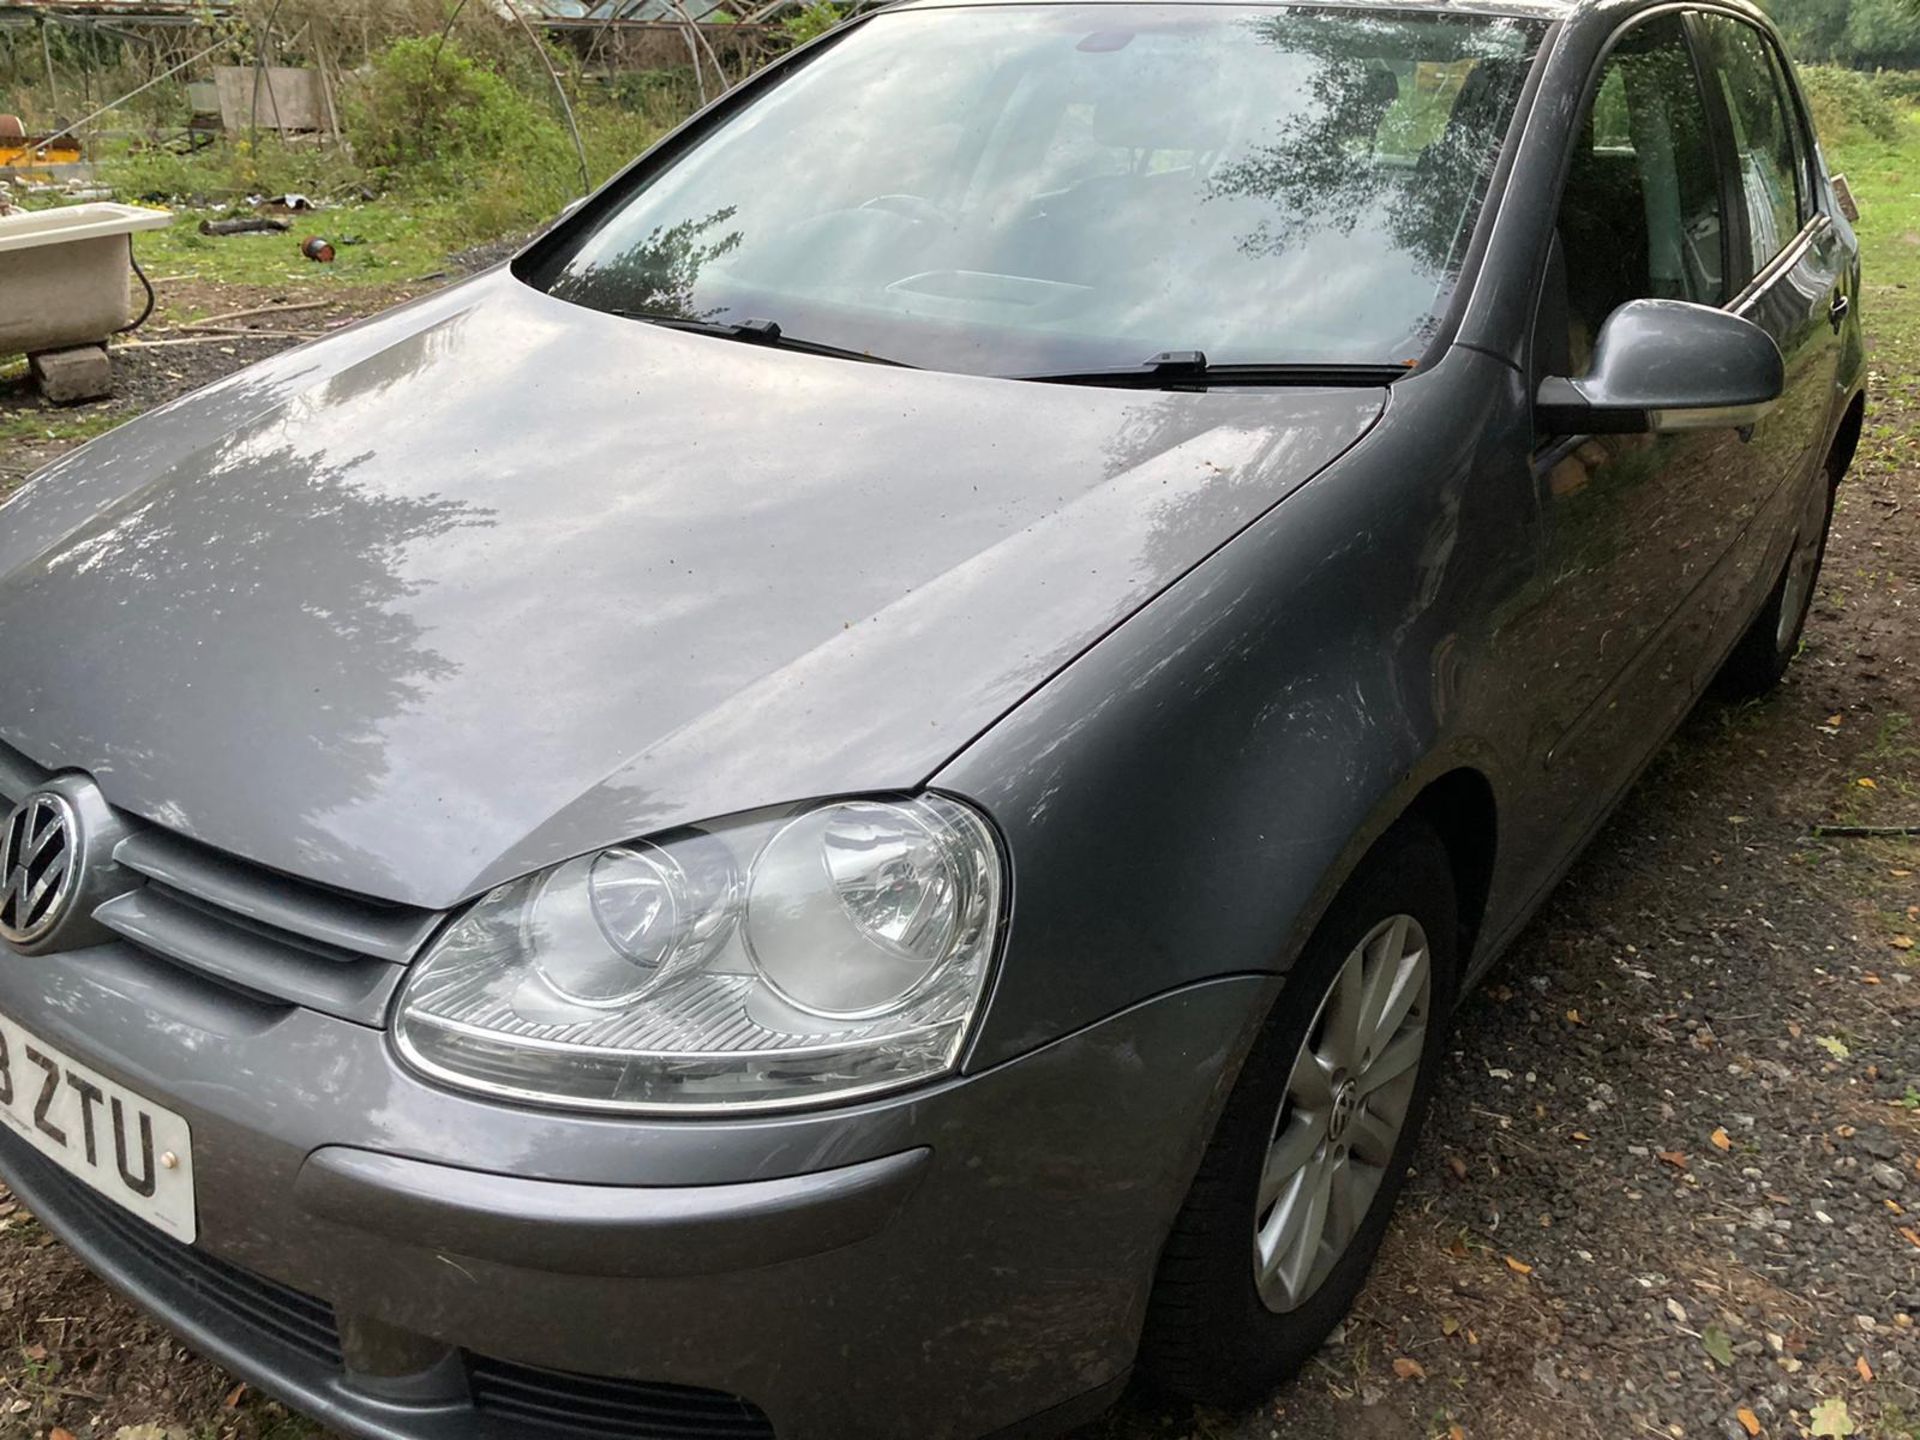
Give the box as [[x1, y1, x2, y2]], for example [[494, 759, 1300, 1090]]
[[300, 236, 335, 263]]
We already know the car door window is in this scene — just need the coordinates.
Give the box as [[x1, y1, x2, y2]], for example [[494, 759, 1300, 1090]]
[[1695, 15, 1807, 272], [1545, 14, 1728, 375]]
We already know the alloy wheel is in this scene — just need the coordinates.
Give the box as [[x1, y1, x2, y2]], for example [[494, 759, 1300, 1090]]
[[1254, 913, 1431, 1313], [1776, 526, 1823, 653]]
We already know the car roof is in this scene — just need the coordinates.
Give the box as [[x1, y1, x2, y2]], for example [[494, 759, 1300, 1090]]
[[878, 0, 1578, 22], [874, 0, 1787, 50], [875, 0, 1781, 28]]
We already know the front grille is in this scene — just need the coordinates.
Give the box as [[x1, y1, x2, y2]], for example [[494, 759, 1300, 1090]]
[[468, 1358, 776, 1440], [0, 1125, 342, 1366], [0, 740, 442, 1022]]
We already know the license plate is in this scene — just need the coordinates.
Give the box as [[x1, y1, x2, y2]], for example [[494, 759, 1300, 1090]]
[[0, 1012, 195, 1243]]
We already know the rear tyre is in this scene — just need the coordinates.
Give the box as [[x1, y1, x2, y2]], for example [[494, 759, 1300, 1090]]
[[1717, 470, 1838, 699], [1137, 820, 1458, 1407]]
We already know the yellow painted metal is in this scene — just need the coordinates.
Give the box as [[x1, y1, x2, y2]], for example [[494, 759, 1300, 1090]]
[[0, 137, 85, 169]]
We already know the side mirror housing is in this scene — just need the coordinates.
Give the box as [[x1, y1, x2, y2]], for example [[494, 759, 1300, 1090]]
[[1536, 298, 1785, 437]]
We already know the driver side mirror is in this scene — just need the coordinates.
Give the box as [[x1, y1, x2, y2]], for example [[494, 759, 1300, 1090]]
[[1536, 298, 1785, 436]]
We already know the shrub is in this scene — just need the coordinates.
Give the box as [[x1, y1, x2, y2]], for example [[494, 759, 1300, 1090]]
[[344, 36, 571, 197], [1870, 68, 1920, 107], [597, 67, 705, 131], [781, 3, 846, 46], [1798, 63, 1903, 145]]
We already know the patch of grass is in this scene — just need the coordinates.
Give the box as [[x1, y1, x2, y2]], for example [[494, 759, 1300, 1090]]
[[109, 133, 372, 210], [0, 407, 124, 448], [1865, 712, 1920, 768], [1829, 110, 1920, 371], [133, 195, 475, 289]]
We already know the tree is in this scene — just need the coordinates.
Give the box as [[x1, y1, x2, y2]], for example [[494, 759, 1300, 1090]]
[[1761, 0, 1920, 66]]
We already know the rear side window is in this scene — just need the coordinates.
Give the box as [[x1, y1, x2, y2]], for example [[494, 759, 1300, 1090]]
[[1695, 14, 1808, 270], [1549, 14, 1727, 373]]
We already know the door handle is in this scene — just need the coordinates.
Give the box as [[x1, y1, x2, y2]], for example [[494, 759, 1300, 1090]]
[[1830, 293, 1850, 329]]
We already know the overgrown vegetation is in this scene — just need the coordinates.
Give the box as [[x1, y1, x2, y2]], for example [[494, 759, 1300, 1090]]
[[100, 34, 684, 239], [1799, 63, 1909, 144], [1762, 0, 1920, 69], [0, 0, 795, 281], [780, 3, 848, 45]]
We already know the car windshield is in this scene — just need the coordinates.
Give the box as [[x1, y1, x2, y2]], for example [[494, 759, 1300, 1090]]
[[525, 4, 1544, 378]]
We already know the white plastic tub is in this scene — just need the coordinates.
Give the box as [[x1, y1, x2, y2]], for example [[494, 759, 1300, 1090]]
[[0, 202, 173, 357]]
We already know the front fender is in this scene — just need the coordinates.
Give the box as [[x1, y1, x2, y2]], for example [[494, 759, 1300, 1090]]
[[941, 351, 1540, 1071]]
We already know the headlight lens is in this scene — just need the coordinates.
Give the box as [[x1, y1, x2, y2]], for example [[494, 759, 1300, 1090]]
[[393, 795, 1002, 1112]]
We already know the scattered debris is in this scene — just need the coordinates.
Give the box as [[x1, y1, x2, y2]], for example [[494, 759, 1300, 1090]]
[[197, 216, 291, 237]]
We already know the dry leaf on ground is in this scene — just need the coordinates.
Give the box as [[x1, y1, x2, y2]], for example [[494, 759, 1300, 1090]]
[[1811, 1396, 1856, 1438]]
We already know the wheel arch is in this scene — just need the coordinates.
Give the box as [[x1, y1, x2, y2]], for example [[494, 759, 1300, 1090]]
[[1400, 767, 1500, 972], [1828, 389, 1866, 484]]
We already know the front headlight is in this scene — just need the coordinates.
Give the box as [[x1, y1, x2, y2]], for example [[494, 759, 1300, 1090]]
[[393, 794, 1003, 1113]]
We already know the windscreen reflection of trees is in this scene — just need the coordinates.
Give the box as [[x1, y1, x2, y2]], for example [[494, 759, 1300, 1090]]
[[1205, 16, 1529, 313], [546, 207, 744, 319]]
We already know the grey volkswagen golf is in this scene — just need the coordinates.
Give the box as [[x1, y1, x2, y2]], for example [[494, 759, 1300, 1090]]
[[0, 0, 1865, 1434]]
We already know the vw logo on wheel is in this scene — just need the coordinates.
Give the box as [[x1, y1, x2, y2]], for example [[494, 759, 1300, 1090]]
[[0, 793, 80, 947]]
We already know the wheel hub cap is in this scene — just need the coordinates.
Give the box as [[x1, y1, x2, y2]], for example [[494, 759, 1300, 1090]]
[[1252, 913, 1432, 1314], [1328, 1077, 1358, 1143]]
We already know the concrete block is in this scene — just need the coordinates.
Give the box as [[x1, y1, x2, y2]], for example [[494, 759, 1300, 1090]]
[[29, 343, 111, 404]]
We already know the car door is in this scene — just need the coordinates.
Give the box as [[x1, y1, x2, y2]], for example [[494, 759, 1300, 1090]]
[[1688, 9, 1846, 644], [1509, 11, 1747, 880]]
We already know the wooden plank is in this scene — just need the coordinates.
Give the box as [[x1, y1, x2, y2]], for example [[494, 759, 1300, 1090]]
[[211, 66, 321, 133]]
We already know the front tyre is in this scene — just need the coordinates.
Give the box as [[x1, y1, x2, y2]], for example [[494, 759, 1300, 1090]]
[[1139, 820, 1459, 1407], [1717, 469, 1838, 698]]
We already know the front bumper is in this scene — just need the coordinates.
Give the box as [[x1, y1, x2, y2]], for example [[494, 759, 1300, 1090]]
[[0, 941, 1264, 1439]]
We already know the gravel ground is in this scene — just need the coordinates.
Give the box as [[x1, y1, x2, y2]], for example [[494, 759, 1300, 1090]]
[[0, 273, 1913, 1440]]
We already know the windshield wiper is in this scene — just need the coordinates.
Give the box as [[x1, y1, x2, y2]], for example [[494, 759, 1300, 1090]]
[[610, 310, 914, 368], [1013, 350, 1413, 389]]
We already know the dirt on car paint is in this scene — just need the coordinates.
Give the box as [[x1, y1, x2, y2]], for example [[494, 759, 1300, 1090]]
[[0, 273, 1913, 1440]]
